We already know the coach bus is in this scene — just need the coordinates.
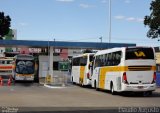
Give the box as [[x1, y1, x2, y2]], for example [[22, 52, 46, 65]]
[[0, 57, 14, 79], [91, 47, 156, 95], [71, 53, 95, 86], [13, 54, 35, 82]]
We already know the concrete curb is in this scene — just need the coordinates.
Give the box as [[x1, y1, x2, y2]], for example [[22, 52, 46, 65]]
[[44, 84, 66, 89]]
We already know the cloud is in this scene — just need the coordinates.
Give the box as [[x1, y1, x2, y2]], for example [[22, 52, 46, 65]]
[[79, 4, 95, 8], [56, 0, 74, 2], [19, 22, 29, 26], [126, 17, 136, 21], [114, 15, 144, 23], [136, 18, 144, 22], [114, 15, 125, 20]]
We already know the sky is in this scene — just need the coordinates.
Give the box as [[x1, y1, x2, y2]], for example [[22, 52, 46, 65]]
[[0, 0, 159, 47]]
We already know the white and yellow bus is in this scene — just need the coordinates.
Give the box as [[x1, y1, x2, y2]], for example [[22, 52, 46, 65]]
[[13, 54, 35, 81], [91, 47, 156, 95], [71, 53, 95, 86], [0, 57, 14, 79]]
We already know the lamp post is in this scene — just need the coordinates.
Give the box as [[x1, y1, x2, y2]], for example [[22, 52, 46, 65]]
[[99, 37, 102, 50], [108, 0, 112, 44]]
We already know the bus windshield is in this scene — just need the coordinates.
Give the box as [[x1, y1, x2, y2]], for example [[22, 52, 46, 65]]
[[126, 48, 154, 60], [16, 60, 34, 74]]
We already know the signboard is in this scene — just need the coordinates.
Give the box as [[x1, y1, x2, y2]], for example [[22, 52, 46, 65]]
[[46, 74, 52, 83], [29, 48, 42, 53], [58, 61, 69, 71]]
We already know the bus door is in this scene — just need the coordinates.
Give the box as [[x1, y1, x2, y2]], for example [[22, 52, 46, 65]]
[[93, 56, 104, 89], [79, 56, 87, 84]]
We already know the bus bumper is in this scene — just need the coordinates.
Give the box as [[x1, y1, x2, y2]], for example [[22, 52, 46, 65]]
[[121, 84, 156, 92], [85, 79, 91, 86], [15, 76, 34, 81]]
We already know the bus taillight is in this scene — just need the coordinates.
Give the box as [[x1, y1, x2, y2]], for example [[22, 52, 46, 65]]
[[152, 72, 156, 84], [123, 72, 128, 84], [87, 73, 90, 79]]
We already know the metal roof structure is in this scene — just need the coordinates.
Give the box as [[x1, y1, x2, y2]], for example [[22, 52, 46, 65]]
[[0, 40, 136, 49]]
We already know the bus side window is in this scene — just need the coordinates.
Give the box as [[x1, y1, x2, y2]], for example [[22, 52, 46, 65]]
[[80, 57, 87, 66], [102, 55, 105, 66], [72, 58, 80, 66], [99, 55, 103, 67], [108, 53, 112, 66], [114, 51, 122, 65], [104, 54, 108, 66], [95, 56, 100, 68], [112, 53, 116, 66]]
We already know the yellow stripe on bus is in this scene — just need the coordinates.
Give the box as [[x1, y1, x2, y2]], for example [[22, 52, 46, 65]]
[[80, 66, 85, 84], [17, 74, 34, 76], [98, 66, 156, 89]]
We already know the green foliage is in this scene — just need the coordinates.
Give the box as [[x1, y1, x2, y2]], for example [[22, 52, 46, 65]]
[[144, 0, 160, 39], [0, 12, 11, 40], [4, 29, 14, 40]]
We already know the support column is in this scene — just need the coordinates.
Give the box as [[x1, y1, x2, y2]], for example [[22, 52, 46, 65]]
[[49, 46, 53, 79]]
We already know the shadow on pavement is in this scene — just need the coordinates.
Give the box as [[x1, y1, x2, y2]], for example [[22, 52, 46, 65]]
[[78, 85, 160, 98], [117, 91, 160, 98], [14, 107, 119, 113], [13, 81, 35, 87]]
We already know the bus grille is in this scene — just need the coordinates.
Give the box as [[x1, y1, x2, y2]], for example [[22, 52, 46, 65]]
[[128, 66, 152, 71]]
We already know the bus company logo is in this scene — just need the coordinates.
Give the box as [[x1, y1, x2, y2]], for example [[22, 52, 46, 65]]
[[119, 107, 160, 113], [1, 107, 19, 113], [134, 51, 146, 57]]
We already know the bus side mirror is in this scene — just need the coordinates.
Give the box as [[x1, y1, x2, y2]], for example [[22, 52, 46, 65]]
[[88, 62, 93, 69]]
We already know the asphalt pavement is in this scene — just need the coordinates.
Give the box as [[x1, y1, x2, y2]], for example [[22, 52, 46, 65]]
[[0, 83, 160, 112]]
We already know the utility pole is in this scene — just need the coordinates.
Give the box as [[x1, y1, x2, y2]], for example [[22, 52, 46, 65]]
[[48, 39, 50, 71], [108, 0, 112, 46]]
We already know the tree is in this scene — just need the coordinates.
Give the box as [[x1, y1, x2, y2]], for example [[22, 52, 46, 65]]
[[0, 12, 11, 40], [144, 0, 160, 40]]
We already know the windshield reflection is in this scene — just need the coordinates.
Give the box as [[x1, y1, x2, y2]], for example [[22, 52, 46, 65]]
[[16, 60, 34, 74]]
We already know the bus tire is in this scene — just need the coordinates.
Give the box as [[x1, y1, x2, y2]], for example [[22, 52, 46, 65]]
[[71, 77, 75, 84], [110, 82, 115, 95], [94, 80, 99, 91], [94, 80, 96, 89]]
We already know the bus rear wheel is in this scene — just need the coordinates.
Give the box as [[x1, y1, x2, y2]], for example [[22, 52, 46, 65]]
[[110, 82, 116, 95], [72, 77, 75, 84]]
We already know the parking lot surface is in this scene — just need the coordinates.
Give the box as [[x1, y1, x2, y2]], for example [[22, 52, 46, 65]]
[[0, 83, 160, 108], [0, 84, 160, 112]]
